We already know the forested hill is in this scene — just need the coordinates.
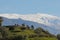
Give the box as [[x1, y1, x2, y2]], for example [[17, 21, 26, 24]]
[[0, 24, 57, 40]]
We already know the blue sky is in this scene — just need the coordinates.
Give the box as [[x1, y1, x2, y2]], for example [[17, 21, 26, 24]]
[[0, 0, 60, 16]]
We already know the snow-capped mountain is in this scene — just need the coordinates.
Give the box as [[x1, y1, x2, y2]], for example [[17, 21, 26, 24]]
[[0, 13, 60, 35]]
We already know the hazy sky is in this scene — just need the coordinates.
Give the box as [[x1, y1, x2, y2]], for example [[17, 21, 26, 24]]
[[0, 0, 60, 16]]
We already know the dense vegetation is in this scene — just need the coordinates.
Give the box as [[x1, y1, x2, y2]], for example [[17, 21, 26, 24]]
[[0, 24, 58, 40]]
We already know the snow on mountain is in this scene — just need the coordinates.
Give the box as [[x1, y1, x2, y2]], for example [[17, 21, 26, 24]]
[[0, 13, 60, 34]]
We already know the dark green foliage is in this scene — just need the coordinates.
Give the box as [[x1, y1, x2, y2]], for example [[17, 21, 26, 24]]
[[9, 27, 14, 30], [8, 35, 25, 40], [14, 24, 19, 27], [9, 35, 28, 40], [31, 25, 34, 29], [0, 17, 3, 26], [29, 34, 37, 38], [22, 23, 25, 27], [57, 34, 60, 40], [0, 27, 8, 40], [20, 27, 26, 30]]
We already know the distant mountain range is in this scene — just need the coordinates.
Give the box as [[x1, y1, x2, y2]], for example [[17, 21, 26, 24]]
[[0, 13, 60, 35]]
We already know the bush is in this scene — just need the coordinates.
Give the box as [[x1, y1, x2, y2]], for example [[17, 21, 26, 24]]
[[9, 27, 14, 30]]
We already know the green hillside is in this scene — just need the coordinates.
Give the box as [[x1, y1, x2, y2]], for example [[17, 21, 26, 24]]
[[0, 25, 58, 40]]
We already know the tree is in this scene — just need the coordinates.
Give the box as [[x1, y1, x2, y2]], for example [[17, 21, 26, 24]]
[[0, 17, 3, 26], [22, 24, 25, 27], [0, 26, 8, 40], [31, 25, 34, 30], [57, 34, 60, 40], [14, 24, 19, 26], [0, 17, 8, 40], [9, 27, 14, 30]]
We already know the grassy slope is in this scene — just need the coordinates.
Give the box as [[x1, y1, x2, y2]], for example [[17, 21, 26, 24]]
[[29, 37, 57, 40], [0, 26, 58, 40]]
